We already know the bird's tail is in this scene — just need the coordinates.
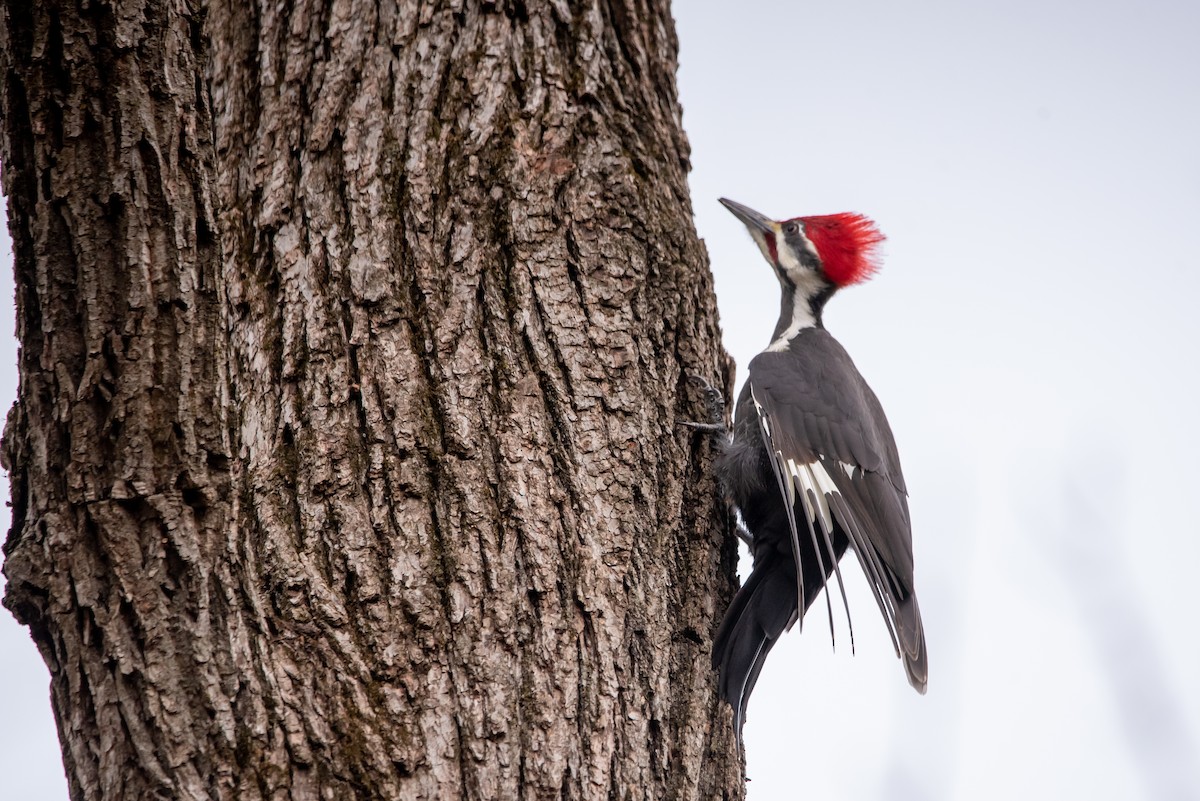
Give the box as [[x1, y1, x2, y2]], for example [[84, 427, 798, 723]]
[[896, 592, 928, 693], [712, 556, 798, 740]]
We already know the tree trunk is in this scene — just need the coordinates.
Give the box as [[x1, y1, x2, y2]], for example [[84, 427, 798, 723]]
[[0, 1, 740, 799]]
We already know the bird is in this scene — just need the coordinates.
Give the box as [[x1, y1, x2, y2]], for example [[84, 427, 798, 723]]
[[693, 198, 927, 741]]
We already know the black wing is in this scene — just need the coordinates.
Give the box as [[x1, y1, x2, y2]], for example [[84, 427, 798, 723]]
[[747, 330, 927, 691]]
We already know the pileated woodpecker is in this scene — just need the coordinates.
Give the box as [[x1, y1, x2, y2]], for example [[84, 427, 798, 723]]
[[697, 198, 927, 739]]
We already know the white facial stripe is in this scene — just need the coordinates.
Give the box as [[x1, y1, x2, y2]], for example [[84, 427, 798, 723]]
[[776, 225, 819, 277], [776, 236, 803, 274], [764, 222, 827, 350]]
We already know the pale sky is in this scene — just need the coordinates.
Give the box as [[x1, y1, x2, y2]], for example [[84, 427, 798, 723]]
[[3, 1, 1199, 798], [677, 0, 1200, 798]]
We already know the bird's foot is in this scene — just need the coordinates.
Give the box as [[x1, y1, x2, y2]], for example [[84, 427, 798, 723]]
[[735, 521, 754, 547], [678, 421, 725, 433], [677, 374, 727, 435]]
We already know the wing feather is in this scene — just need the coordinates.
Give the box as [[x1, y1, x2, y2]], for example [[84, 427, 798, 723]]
[[746, 331, 925, 682], [751, 389, 807, 632], [826, 482, 902, 653], [751, 390, 855, 647]]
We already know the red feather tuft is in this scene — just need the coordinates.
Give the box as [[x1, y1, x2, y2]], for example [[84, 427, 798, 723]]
[[797, 213, 886, 286]]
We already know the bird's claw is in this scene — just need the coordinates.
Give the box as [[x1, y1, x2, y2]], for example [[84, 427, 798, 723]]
[[678, 420, 725, 433], [683, 373, 727, 429], [681, 371, 724, 434]]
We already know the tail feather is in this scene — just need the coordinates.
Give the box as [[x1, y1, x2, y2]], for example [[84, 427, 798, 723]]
[[712, 558, 798, 738], [897, 593, 928, 693]]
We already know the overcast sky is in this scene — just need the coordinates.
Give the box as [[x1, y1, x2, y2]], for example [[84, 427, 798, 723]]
[[3, 1, 1199, 798]]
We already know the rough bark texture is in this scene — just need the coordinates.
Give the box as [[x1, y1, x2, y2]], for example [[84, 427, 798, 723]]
[[0, 1, 740, 799]]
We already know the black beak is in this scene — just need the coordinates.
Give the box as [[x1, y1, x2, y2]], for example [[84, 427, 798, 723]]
[[719, 198, 774, 235]]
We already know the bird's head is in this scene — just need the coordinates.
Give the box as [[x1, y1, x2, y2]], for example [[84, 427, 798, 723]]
[[719, 198, 885, 291]]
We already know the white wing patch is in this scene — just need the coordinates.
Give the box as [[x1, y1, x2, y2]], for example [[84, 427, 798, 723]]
[[786, 456, 837, 532]]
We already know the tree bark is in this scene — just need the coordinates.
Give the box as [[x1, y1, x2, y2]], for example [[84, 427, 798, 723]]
[[0, 1, 740, 799]]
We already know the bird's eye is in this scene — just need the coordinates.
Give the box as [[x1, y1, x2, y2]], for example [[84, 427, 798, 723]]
[[783, 222, 798, 234]]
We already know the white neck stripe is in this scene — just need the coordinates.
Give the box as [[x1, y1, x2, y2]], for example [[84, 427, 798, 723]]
[[766, 282, 818, 351]]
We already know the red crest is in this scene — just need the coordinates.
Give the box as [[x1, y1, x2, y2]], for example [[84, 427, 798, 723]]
[[797, 213, 886, 286]]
